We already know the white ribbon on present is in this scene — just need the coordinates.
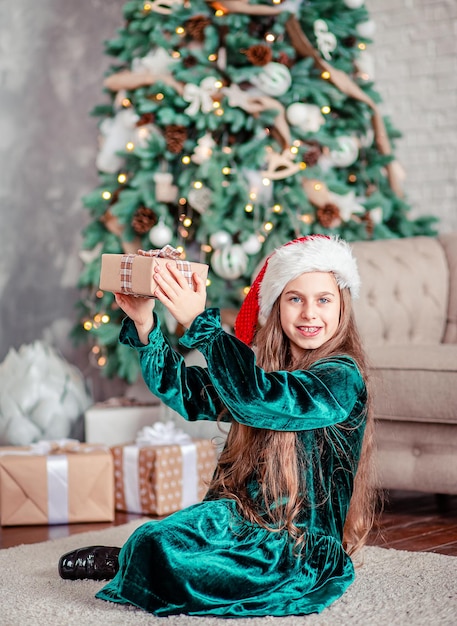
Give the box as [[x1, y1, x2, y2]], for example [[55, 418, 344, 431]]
[[46, 455, 69, 524], [123, 422, 199, 513], [0, 439, 108, 524]]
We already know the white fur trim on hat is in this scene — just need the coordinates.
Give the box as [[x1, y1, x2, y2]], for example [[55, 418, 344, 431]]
[[259, 236, 360, 322]]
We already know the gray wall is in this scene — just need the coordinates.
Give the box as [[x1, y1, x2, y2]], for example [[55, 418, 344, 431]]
[[0, 0, 125, 398], [366, 0, 457, 232], [0, 1, 455, 398]]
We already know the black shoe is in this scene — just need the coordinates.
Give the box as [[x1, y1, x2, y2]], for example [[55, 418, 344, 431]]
[[58, 545, 121, 580]]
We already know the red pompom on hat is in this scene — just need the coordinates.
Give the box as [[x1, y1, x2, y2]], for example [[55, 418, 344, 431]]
[[234, 235, 360, 346]]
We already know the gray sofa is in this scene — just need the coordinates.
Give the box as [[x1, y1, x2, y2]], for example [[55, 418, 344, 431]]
[[351, 233, 457, 495]]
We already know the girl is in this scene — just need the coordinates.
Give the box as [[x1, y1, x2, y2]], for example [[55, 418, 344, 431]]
[[59, 235, 376, 617]]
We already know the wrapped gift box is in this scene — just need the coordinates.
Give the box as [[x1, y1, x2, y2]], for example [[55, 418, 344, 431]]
[[99, 250, 208, 297], [85, 398, 163, 446], [0, 441, 114, 526], [112, 424, 218, 516]]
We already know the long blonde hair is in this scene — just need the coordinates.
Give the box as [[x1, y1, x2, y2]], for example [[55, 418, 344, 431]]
[[207, 287, 377, 555]]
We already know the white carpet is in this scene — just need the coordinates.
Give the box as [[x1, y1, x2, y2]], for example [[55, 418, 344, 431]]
[[1, 519, 456, 626]]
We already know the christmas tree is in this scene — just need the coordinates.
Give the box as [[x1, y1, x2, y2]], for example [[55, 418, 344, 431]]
[[75, 0, 437, 383]]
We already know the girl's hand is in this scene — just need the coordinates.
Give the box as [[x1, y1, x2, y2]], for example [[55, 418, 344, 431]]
[[114, 292, 155, 345], [153, 262, 206, 328]]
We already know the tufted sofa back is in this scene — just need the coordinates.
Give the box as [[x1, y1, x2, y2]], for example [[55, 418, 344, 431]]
[[351, 235, 456, 347]]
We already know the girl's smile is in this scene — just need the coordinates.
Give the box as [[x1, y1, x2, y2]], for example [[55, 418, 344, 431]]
[[279, 271, 341, 359]]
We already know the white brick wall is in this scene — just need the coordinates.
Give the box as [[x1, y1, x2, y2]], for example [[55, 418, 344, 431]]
[[365, 0, 457, 233]]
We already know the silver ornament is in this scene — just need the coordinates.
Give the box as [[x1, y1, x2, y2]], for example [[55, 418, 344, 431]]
[[212, 244, 248, 280], [148, 221, 173, 247], [209, 230, 232, 249], [188, 186, 213, 214]]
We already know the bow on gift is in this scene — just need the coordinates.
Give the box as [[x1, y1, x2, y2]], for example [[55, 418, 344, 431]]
[[120, 246, 193, 294], [138, 244, 183, 261], [136, 422, 191, 446]]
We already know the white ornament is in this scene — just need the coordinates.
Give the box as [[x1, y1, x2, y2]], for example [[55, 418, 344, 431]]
[[241, 235, 263, 255], [183, 76, 219, 116], [153, 172, 178, 203], [188, 186, 213, 214], [148, 221, 173, 247], [96, 108, 139, 173], [242, 169, 274, 205], [314, 19, 337, 61], [329, 135, 359, 168], [356, 50, 375, 80], [328, 190, 365, 221], [370, 207, 383, 225], [212, 245, 248, 280], [250, 62, 292, 97], [286, 102, 326, 133], [356, 19, 376, 39], [132, 47, 179, 76], [209, 230, 232, 250], [359, 127, 374, 148], [133, 123, 157, 148], [191, 133, 216, 164], [343, 0, 365, 8]]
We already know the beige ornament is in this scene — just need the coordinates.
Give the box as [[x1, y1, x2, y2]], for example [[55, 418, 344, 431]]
[[264, 150, 301, 180], [153, 172, 178, 203], [147, 0, 184, 14], [191, 133, 216, 164], [222, 84, 290, 148]]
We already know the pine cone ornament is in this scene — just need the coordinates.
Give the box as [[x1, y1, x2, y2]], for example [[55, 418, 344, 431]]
[[136, 113, 155, 126], [277, 51, 294, 68], [317, 203, 341, 228], [183, 55, 198, 68], [131, 206, 158, 235], [186, 15, 211, 42], [244, 44, 273, 66], [303, 144, 322, 167], [165, 125, 188, 153]]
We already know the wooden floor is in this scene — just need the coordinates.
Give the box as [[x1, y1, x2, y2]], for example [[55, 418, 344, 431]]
[[1, 490, 456, 555]]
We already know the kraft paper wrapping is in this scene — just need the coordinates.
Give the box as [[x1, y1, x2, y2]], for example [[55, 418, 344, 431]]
[[112, 439, 217, 516], [99, 253, 209, 297], [0, 443, 114, 526]]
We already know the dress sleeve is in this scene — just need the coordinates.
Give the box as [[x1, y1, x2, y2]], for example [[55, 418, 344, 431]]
[[179, 309, 367, 432], [119, 313, 226, 422]]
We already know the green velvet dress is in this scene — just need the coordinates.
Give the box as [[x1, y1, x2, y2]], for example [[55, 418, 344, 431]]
[[97, 308, 367, 617]]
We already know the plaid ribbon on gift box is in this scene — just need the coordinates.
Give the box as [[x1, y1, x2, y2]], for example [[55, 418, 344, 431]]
[[120, 245, 193, 294]]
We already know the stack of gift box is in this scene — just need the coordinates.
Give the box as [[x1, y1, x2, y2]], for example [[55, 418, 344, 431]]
[[0, 251, 219, 527], [0, 398, 219, 526]]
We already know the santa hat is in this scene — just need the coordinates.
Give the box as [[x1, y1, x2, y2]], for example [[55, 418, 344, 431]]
[[234, 235, 360, 346]]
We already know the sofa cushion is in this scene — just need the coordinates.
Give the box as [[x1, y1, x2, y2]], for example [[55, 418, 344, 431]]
[[351, 237, 449, 346], [374, 420, 457, 493], [369, 344, 457, 425]]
